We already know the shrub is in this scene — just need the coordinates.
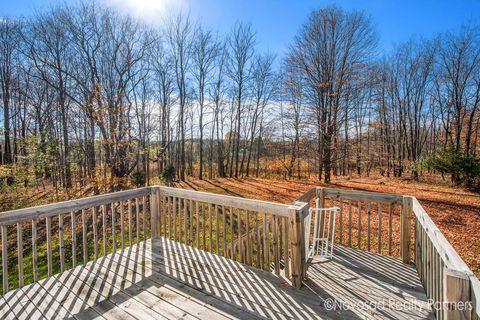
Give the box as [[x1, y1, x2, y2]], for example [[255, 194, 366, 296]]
[[159, 164, 176, 186], [419, 147, 480, 188], [130, 170, 146, 187]]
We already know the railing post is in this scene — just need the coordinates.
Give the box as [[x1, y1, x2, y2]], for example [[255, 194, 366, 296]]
[[317, 187, 325, 208], [289, 202, 308, 288], [401, 196, 413, 264], [444, 268, 472, 320]]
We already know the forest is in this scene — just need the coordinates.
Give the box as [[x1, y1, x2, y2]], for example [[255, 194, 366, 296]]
[[1, 2, 480, 198]]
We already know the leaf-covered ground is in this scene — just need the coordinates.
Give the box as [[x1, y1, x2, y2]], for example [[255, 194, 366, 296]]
[[1, 175, 478, 277], [174, 176, 480, 277]]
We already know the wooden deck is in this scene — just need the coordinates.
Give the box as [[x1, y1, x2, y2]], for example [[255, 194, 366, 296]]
[[0, 238, 433, 320]]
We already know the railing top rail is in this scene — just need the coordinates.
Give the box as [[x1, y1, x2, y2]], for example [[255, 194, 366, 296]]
[[411, 197, 473, 275], [319, 187, 403, 204], [156, 186, 292, 217], [293, 187, 404, 204], [293, 188, 317, 203], [0, 187, 152, 226]]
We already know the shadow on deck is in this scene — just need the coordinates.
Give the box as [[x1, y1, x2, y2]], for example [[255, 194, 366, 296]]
[[1, 238, 433, 320]]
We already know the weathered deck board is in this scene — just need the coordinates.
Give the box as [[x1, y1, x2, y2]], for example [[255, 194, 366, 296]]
[[1, 238, 434, 319]]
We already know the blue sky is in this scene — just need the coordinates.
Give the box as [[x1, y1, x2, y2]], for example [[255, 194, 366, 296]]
[[1, 0, 479, 56]]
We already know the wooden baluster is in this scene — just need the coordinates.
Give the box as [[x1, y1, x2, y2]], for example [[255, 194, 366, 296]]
[[284, 216, 290, 278], [427, 238, 432, 298], [82, 209, 88, 262], [59, 214, 65, 271], [278, 215, 283, 268], [238, 209, 243, 262], [184, 198, 188, 244], [196, 201, 200, 247], [112, 203, 116, 252], [357, 202, 362, 249], [103, 204, 108, 255], [339, 198, 343, 244], [435, 252, 441, 319], [415, 218, 419, 271], [166, 196, 171, 238], [246, 211, 251, 264], [230, 207, 234, 259], [215, 205, 219, 254], [388, 205, 393, 255], [72, 210, 77, 267], [156, 195, 161, 238], [17, 223, 24, 287], [163, 196, 169, 238], [209, 204, 213, 252], [2, 225, 8, 293], [417, 219, 422, 283], [169, 197, 174, 240], [377, 203, 382, 254], [202, 203, 206, 250], [255, 213, 261, 268], [263, 212, 269, 271], [156, 192, 161, 238], [150, 191, 158, 239], [32, 219, 38, 281], [178, 198, 182, 242], [222, 206, 227, 256], [173, 197, 177, 242], [190, 199, 194, 245], [120, 201, 125, 249], [348, 200, 352, 247], [420, 220, 425, 285], [136, 198, 140, 243], [273, 215, 280, 275], [367, 201, 371, 251], [92, 207, 98, 260], [128, 199, 133, 245], [46, 216, 52, 276], [143, 196, 147, 240], [432, 251, 437, 318]]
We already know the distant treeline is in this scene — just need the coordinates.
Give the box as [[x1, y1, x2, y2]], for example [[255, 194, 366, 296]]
[[0, 3, 479, 192]]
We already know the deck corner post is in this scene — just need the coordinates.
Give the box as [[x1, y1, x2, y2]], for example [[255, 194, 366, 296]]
[[401, 196, 413, 264], [444, 268, 472, 320], [289, 203, 308, 288], [317, 187, 325, 208]]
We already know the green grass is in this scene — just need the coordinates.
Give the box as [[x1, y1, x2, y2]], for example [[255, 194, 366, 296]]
[[1, 217, 151, 296]]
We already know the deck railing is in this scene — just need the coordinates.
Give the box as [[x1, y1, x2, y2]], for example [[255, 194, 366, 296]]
[[0, 187, 154, 295], [152, 186, 308, 287], [0, 185, 309, 295], [0, 184, 478, 319], [412, 197, 479, 320], [298, 187, 479, 320]]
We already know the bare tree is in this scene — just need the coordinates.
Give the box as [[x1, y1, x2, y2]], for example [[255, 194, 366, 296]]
[[291, 6, 378, 182], [192, 26, 219, 179], [245, 53, 276, 177], [1, 18, 22, 164], [166, 13, 193, 181], [151, 35, 175, 173], [227, 22, 255, 178]]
